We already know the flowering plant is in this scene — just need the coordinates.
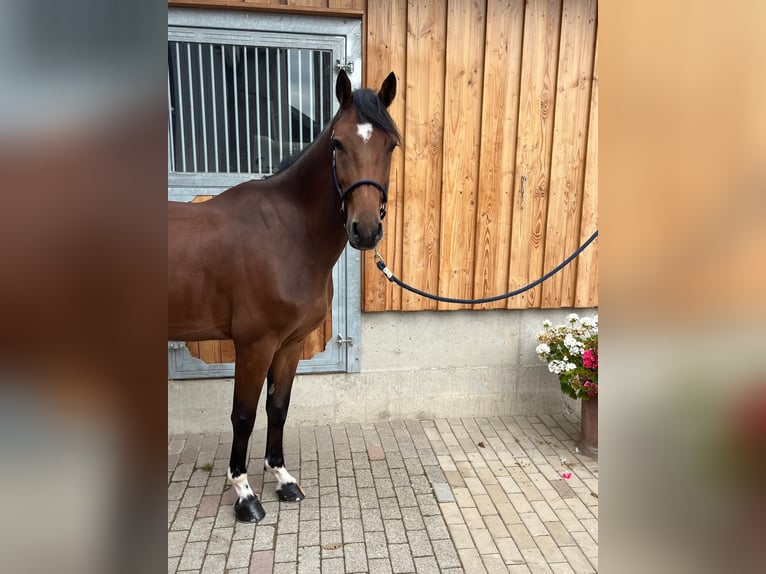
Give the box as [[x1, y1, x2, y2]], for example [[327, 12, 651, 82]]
[[536, 313, 598, 400]]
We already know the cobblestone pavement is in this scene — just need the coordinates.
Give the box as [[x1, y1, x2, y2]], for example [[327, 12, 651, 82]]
[[168, 415, 598, 573]]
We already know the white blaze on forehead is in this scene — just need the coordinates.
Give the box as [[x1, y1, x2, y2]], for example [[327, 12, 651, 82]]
[[356, 122, 373, 143], [227, 467, 255, 501]]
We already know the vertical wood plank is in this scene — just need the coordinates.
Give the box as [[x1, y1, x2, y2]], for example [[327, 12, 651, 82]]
[[575, 34, 598, 307], [220, 340, 236, 363], [328, 0, 364, 10], [401, 0, 448, 310], [438, 0, 487, 310], [301, 311, 332, 359], [506, 0, 562, 309], [541, 0, 597, 307], [363, 0, 408, 311], [186, 341, 201, 359], [286, 0, 327, 8], [473, 0, 525, 309], [198, 340, 222, 363]]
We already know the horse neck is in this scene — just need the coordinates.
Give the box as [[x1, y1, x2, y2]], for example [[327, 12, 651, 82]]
[[279, 129, 348, 266]]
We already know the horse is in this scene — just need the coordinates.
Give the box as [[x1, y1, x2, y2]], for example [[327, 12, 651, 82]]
[[168, 70, 400, 522]]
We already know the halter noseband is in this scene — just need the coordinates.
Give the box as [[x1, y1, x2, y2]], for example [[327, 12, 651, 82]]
[[331, 132, 389, 220]]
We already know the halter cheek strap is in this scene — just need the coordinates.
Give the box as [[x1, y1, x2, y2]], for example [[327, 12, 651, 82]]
[[331, 137, 389, 220]]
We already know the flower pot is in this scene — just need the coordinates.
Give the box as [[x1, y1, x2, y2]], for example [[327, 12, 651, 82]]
[[580, 397, 598, 458]]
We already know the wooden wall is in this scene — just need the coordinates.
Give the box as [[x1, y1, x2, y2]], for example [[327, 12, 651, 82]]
[[363, 0, 598, 311], [170, 0, 599, 316]]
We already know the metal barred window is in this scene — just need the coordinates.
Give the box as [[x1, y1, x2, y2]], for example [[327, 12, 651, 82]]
[[167, 11, 360, 201]]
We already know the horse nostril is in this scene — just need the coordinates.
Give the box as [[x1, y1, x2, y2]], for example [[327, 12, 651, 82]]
[[351, 222, 360, 239], [376, 223, 383, 240]]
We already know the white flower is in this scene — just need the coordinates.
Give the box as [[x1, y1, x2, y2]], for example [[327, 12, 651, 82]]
[[548, 360, 566, 375], [563, 334, 584, 355], [536, 343, 551, 356], [565, 362, 577, 372], [567, 313, 579, 323], [542, 320, 552, 328]]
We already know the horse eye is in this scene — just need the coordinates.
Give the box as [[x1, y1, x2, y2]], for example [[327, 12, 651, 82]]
[[388, 141, 398, 153], [332, 139, 345, 152]]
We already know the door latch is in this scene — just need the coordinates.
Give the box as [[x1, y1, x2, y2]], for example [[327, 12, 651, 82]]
[[334, 59, 354, 74]]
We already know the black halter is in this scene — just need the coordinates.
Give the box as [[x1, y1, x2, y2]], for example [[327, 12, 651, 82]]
[[331, 136, 389, 221]]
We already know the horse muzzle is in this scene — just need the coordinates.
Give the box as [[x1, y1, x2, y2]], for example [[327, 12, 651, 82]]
[[347, 217, 383, 250]]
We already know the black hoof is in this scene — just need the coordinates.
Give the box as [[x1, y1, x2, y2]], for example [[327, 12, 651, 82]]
[[277, 482, 305, 502], [234, 495, 266, 523]]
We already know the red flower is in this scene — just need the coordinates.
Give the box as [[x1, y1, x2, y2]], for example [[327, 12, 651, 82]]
[[582, 349, 598, 369]]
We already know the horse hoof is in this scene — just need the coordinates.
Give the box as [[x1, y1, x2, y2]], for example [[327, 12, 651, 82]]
[[277, 482, 305, 502], [234, 495, 266, 522]]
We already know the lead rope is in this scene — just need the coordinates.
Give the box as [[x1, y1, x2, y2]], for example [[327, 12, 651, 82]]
[[373, 230, 598, 305]]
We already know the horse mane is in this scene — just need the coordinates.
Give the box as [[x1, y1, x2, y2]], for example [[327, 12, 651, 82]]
[[271, 86, 401, 177]]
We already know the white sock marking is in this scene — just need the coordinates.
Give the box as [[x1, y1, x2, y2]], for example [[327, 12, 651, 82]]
[[227, 468, 254, 502], [265, 459, 298, 488], [356, 123, 373, 143]]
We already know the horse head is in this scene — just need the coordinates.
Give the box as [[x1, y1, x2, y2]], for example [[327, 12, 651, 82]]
[[331, 70, 399, 250]]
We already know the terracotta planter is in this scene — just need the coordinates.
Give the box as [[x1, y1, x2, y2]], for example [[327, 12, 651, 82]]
[[580, 397, 598, 458]]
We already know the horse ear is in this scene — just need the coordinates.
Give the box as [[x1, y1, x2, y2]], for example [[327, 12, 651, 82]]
[[336, 70, 353, 109], [378, 72, 397, 108]]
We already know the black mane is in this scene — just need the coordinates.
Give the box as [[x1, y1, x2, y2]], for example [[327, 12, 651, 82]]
[[352, 88, 401, 144], [272, 87, 401, 176]]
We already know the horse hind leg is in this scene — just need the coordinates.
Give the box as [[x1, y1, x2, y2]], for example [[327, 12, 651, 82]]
[[264, 341, 305, 502], [227, 341, 274, 522]]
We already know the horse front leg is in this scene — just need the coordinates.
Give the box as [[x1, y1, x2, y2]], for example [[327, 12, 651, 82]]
[[227, 340, 274, 523], [264, 340, 305, 502]]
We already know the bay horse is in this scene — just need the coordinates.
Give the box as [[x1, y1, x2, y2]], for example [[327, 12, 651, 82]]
[[168, 70, 399, 522]]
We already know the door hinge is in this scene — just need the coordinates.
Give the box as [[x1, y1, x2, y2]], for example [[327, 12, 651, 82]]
[[168, 341, 185, 350], [336, 333, 354, 347], [334, 59, 354, 74]]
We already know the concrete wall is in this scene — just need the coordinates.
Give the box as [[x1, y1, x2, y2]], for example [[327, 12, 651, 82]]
[[168, 308, 595, 434]]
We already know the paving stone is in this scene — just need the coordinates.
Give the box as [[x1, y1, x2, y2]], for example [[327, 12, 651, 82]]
[[407, 529, 433, 557], [275, 565, 300, 574], [365, 531, 389, 559], [344, 542, 368, 573], [254, 524, 276, 551], [297, 545, 320, 574], [447, 523, 474, 550], [423, 514, 450, 540], [457, 548, 487, 573], [320, 530, 344, 559], [226, 539, 253, 569], [168, 530, 188, 558], [341, 518, 364, 543], [167, 418, 596, 574], [177, 541, 206, 570], [188, 517, 215, 543], [431, 482, 454, 503], [482, 553, 510, 574], [274, 533, 298, 562], [200, 553, 225, 574], [207, 527, 232, 554], [369, 557, 394, 574], [321, 557, 346, 573], [560, 544, 594, 573], [388, 543, 415, 574], [431, 539, 461, 569]]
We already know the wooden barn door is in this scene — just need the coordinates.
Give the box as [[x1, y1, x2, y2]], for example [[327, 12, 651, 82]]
[[167, 9, 363, 378]]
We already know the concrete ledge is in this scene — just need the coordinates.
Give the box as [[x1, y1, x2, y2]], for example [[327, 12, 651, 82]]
[[169, 308, 591, 434]]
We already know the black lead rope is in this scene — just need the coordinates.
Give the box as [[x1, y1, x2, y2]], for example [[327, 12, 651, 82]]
[[373, 230, 598, 305]]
